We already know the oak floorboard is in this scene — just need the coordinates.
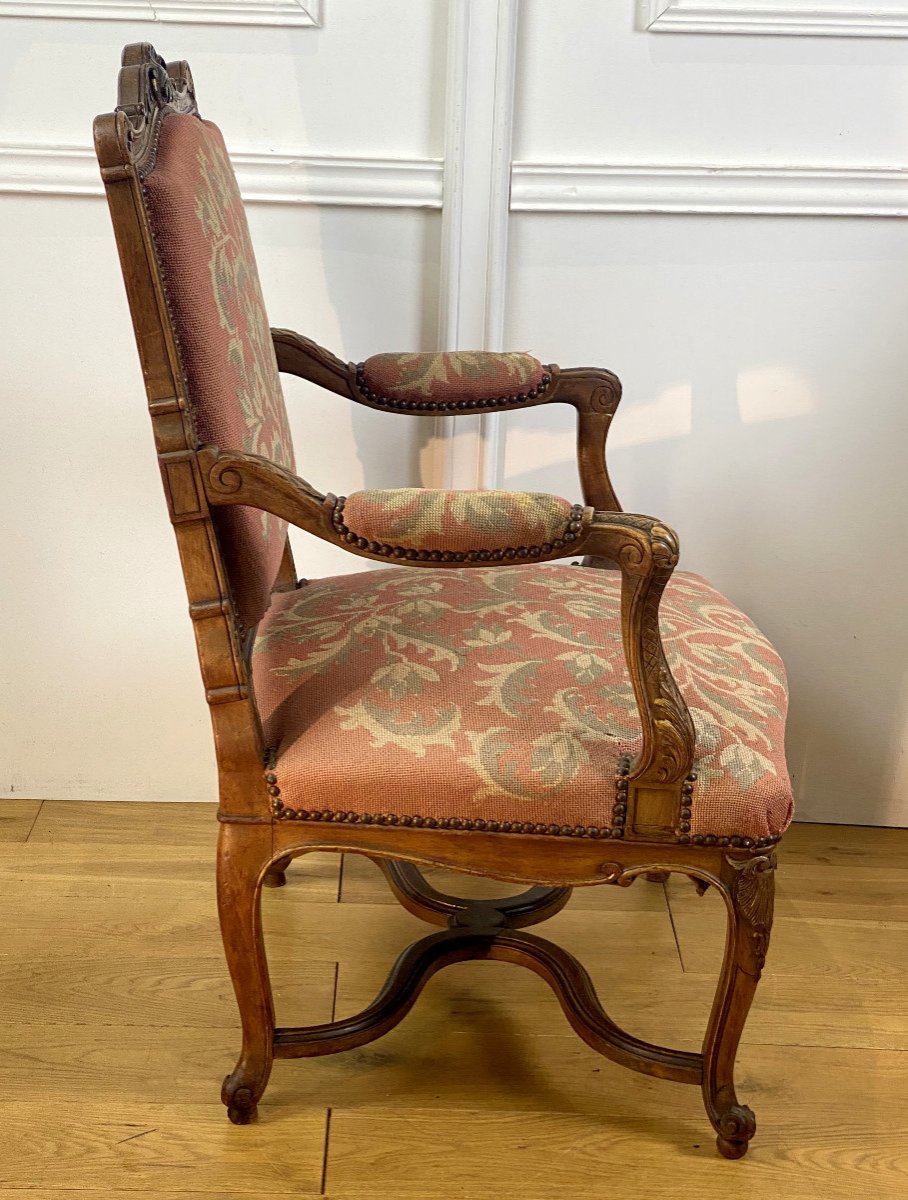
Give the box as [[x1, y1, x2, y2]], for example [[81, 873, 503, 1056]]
[[0, 799, 42, 843], [0, 1103, 327, 1194], [779, 821, 908, 868], [0, 955, 335, 1031], [0, 804, 905, 1200], [325, 1045, 908, 1199], [0, 844, 341, 904], [25, 800, 221, 846]]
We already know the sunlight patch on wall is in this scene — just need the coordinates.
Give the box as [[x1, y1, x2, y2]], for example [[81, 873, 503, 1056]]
[[737, 364, 815, 425], [610, 382, 693, 449]]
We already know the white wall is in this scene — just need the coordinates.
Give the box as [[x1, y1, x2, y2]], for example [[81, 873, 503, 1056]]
[[501, 1, 908, 826], [1, 0, 906, 825], [0, 2, 445, 803]]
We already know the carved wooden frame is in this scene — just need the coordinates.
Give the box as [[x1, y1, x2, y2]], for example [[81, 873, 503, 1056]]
[[94, 42, 784, 1158]]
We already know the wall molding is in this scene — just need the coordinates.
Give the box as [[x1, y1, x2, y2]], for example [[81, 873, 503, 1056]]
[[0, 143, 442, 208], [639, 2, 908, 37], [0, 0, 321, 26], [7, 144, 904, 218], [511, 162, 908, 217]]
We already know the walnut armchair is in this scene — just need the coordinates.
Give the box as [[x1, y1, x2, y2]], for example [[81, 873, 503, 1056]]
[[94, 44, 793, 1160]]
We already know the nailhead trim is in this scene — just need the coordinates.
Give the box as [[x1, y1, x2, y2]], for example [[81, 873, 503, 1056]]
[[329, 497, 586, 562], [354, 364, 553, 412], [265, 757, 780, 849], [614, 754, 778, 850]]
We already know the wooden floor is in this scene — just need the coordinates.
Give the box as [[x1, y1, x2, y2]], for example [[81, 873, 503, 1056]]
[[0, 801, 906, 1199]]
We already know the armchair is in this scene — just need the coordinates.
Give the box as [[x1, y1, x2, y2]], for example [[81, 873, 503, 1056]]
[[94, 43, 792, 1159]]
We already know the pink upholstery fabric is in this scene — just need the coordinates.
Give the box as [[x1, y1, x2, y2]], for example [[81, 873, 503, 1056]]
[[337, 489, 579, 554], [252, 565, 793, 842], [361, 352, 546, 405], [142, 113, 294, 629]]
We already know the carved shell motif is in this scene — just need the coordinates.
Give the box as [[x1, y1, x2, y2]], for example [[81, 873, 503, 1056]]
[[728, 854, 776, 976]]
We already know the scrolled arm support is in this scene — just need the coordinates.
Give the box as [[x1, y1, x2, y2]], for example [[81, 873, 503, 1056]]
[[198, 446, 336, 541], [546, 367, 623, 513], [583, 513, 696, 829], [271, 328, 354, 398]]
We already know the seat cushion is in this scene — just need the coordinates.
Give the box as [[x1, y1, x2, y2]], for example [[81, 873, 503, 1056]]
[[334, 489, 586, 557], [252, 565, 793, 846], [357, 352, 549, 409]]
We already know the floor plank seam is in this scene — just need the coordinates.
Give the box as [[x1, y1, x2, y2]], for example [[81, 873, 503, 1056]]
[[320, 1106, 333, 1196], [663, 881, 687, 972], [23, 799, 45, 843], [330, 961, 340, 1023]]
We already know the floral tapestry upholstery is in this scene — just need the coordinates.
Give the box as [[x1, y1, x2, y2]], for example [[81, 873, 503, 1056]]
[[252, 565, 793, 844], [358, 352, 549, 409], [142, 113, 295, 630], [334, 489, 586, 556]]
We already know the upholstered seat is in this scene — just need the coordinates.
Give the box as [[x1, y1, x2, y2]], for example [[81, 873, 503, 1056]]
[[253, 565, 792, 846]]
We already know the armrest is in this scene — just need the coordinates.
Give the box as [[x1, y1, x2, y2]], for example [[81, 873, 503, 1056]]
[[197, 445, 594, 565], [333, 488, 587, 561], [272, 332, 623, 513]]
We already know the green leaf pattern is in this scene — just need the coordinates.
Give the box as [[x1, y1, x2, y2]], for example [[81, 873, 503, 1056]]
[[253, 566, 789, 812]]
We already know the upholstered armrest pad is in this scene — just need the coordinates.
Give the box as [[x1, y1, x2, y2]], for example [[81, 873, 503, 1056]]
[[355, 351, 553, 410], [332, 489, 588, 558]]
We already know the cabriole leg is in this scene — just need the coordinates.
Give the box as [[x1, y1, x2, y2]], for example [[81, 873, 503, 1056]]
[[701, 853, 776, 1159], [218, 823, 275, 1124]]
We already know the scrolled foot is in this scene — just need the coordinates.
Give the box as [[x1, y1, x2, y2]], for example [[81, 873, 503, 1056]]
[[715, 1105, 756, 1159], [223, 1077, 259, 1125]]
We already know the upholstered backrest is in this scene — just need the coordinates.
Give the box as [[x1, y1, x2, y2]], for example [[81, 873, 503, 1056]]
[[142, 112, 294, 630]]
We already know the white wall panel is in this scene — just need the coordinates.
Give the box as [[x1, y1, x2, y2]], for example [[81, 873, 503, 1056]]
[[0, 1, 445, 156], [515, 0, 908, 167], [639, 2, 908, 38], [503, 211, 908, 826]]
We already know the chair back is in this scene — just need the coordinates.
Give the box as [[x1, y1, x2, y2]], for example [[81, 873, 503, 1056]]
[[96, 43, 294, 634]]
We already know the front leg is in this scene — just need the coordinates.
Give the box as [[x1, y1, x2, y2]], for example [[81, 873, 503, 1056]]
[[701, 852, 777, 1158]]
